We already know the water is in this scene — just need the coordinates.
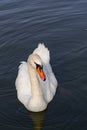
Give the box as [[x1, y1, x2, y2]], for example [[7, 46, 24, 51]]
[[0, 0, 87, 129]]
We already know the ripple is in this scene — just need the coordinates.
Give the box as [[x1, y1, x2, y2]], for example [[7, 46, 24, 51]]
[[0, 105, 46, 130], [0, 106, 32, 129], [0, 0, 87, 129]]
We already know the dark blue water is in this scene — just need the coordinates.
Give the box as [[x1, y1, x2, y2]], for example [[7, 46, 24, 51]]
[[0, 0, 87, 130]]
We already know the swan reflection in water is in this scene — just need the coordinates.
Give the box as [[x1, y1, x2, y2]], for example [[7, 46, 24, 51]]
[[29, 110, 46, 130]]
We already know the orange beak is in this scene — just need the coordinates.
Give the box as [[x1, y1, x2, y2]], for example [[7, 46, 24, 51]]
[[36, 66, 46, 81]]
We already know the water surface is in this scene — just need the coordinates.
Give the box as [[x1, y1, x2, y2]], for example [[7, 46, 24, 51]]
[[0, 0, 87, 130]]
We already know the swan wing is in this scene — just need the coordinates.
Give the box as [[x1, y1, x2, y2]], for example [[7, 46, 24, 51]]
[[33, 43, 50, 64], [15, 62, 31, 106], [33, 43, 58, 102]]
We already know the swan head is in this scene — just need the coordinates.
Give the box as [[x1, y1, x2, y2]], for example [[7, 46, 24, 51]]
[[28, 54, 46, 81]]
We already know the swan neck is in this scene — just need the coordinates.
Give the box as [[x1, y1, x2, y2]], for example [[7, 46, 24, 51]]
[[28, 64, 42, 96]]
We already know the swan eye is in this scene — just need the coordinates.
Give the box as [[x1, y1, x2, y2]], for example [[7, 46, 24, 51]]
[[34, 62, 42, 69]]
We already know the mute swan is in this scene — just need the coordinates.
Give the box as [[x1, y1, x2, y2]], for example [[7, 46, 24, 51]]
[[15, 43, 58, 112]]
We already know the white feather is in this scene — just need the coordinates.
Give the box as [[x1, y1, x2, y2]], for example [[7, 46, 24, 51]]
[[15, 62, 31, 106], [33, 43, 50, 63], [15, 43, 58, 112], [33, 43, 58, 102]]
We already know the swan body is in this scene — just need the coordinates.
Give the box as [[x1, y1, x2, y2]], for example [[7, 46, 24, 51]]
[[15, 43, 58, 112]]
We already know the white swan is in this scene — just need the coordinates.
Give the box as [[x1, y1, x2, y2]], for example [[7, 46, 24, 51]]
[[15, 43, 58, 112]]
